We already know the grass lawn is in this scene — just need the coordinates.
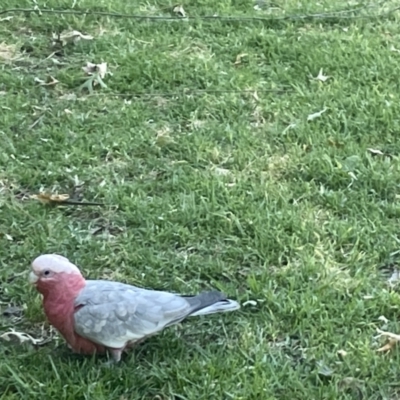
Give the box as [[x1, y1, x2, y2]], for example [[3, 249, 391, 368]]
[[1, 0, 400, 398]]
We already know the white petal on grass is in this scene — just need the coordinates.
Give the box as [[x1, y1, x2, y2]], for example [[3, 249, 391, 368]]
[[378, 315, 389, 324], [367, 148, 384, 156], [307, 108, 328, 121], [388, 269, 400, 285], [314, 68, 331, 82], [243, 300, 257, 306], [173, 5, 186, 17]]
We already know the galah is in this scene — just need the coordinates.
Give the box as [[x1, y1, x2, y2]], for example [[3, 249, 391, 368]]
[[29, 254, 240, 362]]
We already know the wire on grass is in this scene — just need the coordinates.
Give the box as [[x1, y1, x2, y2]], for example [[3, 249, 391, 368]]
[[0, 1, 398, 22]]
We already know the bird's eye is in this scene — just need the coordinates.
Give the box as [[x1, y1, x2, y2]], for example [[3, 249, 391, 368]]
[[43, 270, 50, 276]]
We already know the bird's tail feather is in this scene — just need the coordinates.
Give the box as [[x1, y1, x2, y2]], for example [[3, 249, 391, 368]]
[[184, 291, 240, 316], [189, 299, 240, 316]]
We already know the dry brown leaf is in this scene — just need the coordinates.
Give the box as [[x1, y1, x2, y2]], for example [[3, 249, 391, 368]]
[[234, 53, 248, 66], [376, 329, 400, 352], [82, 62, 108, 79], [55, 30, 93, 46], [173, 5, 186, 17], [30, 192, 70, 204], [31, 192, 104, 206], [377, 338, 398, 352]]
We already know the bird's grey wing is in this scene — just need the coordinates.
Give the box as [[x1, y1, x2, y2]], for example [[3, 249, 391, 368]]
[[73, 283, 193, 349], [83, 279, 144, 293]]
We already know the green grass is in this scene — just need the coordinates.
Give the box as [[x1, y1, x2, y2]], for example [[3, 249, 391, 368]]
[[1, 0, 400, 398]]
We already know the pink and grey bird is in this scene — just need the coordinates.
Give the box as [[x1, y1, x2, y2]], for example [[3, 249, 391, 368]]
[[29, 254, 240, 362]]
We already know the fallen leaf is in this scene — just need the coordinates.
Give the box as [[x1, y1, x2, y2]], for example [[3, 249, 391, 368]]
[[0, 329, 44, 345], [376, 329, 400, 352], [377, 338, 398, 352], [313, 68, 331, 82], [234, 53, 248, 66], [173, 5, 186, 17], [307, 108, 328, 121], [30, 192, 70, 204], [337, 349, 347, 357], [54, 30, 93, 46], [0, 16, 13, 22], [34, 76, 59, 86], [367, 148, 384, 156]]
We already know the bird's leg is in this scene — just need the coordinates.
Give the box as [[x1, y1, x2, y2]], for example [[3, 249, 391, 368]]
[[100, 347, 123, 367], [110, 348, 123, 362]]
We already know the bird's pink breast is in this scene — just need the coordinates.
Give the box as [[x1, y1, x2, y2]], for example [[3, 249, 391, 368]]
[[40, 273, 106, 355]]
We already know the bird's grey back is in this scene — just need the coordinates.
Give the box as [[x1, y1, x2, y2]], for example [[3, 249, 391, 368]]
[[78, 280, 227, 317]]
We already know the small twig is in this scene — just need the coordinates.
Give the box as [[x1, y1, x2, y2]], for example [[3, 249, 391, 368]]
[[59, 200, 105, 206]]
